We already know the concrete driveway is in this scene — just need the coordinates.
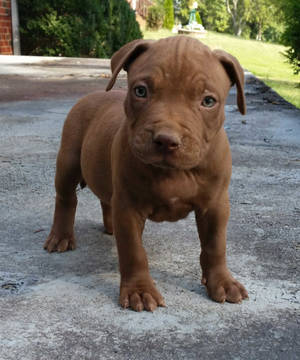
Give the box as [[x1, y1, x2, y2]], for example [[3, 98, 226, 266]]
[[0, 55, 299, 359]]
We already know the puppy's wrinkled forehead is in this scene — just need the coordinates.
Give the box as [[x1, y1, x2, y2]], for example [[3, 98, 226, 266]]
[[128, 37, 222, 90]]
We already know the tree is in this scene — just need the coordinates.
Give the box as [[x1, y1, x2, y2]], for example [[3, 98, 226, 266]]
[[225, 0, 251, 36], [18, 0, 142, 58], [279, 0, 300, 74], [249, 0, 277, 40], [174, 0, 190, 25], [146, 5, 165, 29], [163, 0, 175, 29], [198, 0, 230, 33], [195, 11, 202, 25], [110, 0, 142, 53]]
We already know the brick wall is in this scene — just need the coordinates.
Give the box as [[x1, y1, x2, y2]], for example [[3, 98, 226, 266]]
[[0, 0, 12, 55]]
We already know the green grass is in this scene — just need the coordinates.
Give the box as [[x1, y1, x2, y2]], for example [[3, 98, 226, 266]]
[[143, 29, 300, 108]]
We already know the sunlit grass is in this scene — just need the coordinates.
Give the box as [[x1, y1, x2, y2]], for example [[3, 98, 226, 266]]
[[143, 29, 300, 108]]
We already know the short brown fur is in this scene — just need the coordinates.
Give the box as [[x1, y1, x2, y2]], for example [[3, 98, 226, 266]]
[[44, 36, 248, 311]]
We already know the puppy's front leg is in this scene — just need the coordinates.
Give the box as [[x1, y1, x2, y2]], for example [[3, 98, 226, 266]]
[[195, 193, 248, 303], [112, 196, 165, 312]]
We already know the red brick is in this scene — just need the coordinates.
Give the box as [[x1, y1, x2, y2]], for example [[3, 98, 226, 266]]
[[0, 0, 12, 55], [2, 1, 11, 9], [0, 26, 11, 35], [0, 47, 13, 54], [0, 44, 10, 50], [1, 8, 10, 15], [0, 16, 11, 22], [2, 26, 11, 33], [0, 39, 11, 46]]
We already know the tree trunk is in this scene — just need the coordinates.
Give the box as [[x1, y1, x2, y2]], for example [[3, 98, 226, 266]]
[[234, 18, 243, 36], [256, 23, 262, 41], [227, 0, 243, 36]]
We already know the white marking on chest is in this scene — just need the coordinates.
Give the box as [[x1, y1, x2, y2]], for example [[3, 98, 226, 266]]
[[169, 197, 180, 204]]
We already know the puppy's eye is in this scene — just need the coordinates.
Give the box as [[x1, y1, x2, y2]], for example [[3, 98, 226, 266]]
[[202, 96, 216, 108], [134, 86, 147, 98]]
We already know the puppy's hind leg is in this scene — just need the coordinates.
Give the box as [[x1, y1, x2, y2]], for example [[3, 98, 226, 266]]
[[44, 150, 82, 253], [100, 201, 113, 235]]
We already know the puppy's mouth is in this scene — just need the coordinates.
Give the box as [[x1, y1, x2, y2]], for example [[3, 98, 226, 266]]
[[151, 157, 178, 169], [132, 148, 200, 170]]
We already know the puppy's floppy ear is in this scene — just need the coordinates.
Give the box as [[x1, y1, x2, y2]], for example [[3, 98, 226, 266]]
[[106, 39, 153, 91], [213, 50, 246, 115]]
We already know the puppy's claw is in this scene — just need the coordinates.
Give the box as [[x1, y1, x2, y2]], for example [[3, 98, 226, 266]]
[[120, 297, 130, 309], [120, 281, 165, 312], [44, 232, 76, 253], [158, 299, 166, 307], [205, 274, 248, 304]]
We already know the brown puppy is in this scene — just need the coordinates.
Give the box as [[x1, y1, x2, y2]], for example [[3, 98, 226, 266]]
[[44, 36, 248, 311]]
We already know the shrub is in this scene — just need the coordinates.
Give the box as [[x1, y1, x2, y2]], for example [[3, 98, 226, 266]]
[[195, 11, 202, 25], [198, 0, 230, 33], [146, 5, 164, 30], [163, 0, 174, 30], [18, 0, 142, 58], [174, 0, 189, 26], [280, 0, 300, 74], [110, 0, 143, 53]]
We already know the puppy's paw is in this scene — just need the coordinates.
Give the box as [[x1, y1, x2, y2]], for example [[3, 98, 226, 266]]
[[43, 231, 76, 253], [203, 271, 248, 303], [120, 278, 165, 312]]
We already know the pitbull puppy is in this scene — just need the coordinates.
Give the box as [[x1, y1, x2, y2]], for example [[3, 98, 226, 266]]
[[44, 36, 248, 311]]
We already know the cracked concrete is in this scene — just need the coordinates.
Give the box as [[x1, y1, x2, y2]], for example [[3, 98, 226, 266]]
[[0, 55, 299, 359]]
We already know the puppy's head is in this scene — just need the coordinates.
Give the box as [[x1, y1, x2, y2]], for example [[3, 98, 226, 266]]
[[107, 36, 246, 170]]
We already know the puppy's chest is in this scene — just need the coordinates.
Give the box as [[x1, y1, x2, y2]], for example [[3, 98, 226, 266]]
[[149, 197, 193, 222], [147, 175, 199, 222]]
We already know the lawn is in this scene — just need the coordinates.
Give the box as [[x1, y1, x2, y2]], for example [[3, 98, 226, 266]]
[[143, 29, 300, 109]]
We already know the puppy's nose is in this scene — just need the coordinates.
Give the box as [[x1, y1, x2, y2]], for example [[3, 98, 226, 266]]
[[153, 132, 181, 152]]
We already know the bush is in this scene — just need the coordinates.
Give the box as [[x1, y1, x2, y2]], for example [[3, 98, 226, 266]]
[[198, 0, 230, 33], [174, 0, 189, 26], [263, 24, 284, 43], [195, 11, 202, 25], [146, 5, 164, 30], [163, 0, 174, 30], [18, 0, 142, 58], [110, 0, 143, 54], [280, 0, 300, 74]]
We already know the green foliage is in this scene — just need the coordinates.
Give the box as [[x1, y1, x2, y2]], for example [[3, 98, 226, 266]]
[[263, 24, 284, 44], [279, 0, 300, 74], [195, 11, 202, 25], [174, 0, 190, 25], [196, 0, 284, 41], [110, 0, 143, 53], [152, 1, 286, 46], [18, 0, 142, 58], [247, 0, 278, 41], [163, 0, 174, 30], [225, 0, 251, 36], [198, 0, 230, 33], [147, 5, 165, 30]]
